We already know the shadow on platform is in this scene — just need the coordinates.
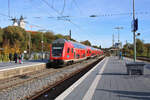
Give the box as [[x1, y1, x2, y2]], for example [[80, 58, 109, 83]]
[[97, 89, 150, 100]]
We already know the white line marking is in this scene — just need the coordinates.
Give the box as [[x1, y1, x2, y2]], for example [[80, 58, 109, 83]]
[[55, 58, 106, 100], [0, 63, 45, 72], [82, 57, 108, 100]]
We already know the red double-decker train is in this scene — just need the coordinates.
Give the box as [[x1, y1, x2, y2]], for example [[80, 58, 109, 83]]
[[50, 39, 103, 65]]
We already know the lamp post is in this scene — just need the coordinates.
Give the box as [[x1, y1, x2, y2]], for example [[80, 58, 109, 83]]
[[41, 33, 44, 60], [39, 29, 50, 60], [133, 0, 136, 62], [39, 29, 45, 60]]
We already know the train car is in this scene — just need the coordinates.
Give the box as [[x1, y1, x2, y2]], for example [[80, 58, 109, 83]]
[[50, 39, 103, 65], [86, 46, 92, 59]]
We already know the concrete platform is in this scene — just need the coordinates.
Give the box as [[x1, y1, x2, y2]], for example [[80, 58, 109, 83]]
[[56, 57, 150, 100], [0, 60, 48, 79]]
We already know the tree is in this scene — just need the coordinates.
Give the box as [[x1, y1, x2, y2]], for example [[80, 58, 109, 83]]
[[136, 39, 145, 56], [44, 31, 55, 43], [144, 43, 150, 57], [3, 26, 28, 53], [31, 32, 42, 52], [55, 34, 64, 39], [64, 35, 70, 40], [92, 45, 99, 48], [0, 28, 3, 46], [99, 45, 101, 49], [80, 40, 91, 46]]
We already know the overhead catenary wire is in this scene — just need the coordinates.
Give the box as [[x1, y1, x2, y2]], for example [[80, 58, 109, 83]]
[[0, 13, 12, 18], [28, 0, 54, 17], [31, 11, 149, 19], [60, 0, 66, 15], [40, 0, 61, 15], [72, 0, 83, 15], [89, 11, 149, 17], [40, 0, 82, 29]]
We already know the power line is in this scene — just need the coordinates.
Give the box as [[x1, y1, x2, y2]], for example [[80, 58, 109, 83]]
[[40, 0, 61, 15], [72, 0, 83, 15], [40, 0, 81, 29], [8, 0, 10, 17], [90, 12, 149, 17], [28, 0, 53, 17], [51, 0, 54, 8], [61, 0, 66, 15], [0, 13, 11, 18]]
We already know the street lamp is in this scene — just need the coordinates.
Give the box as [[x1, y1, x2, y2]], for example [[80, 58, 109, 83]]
[[39, 29, 50, 60], [39, 29, 45, 60], [41, 34, 44, 60]]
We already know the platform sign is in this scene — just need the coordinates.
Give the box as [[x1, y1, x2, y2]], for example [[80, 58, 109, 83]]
[[131, 18, 138, 32]]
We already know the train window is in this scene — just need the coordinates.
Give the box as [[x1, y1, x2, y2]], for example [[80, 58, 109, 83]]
[[67, 48, 70, 53], [71, 48, 73, 53]]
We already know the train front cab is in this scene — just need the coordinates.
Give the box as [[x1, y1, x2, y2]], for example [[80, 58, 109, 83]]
[[50, 39, 66, 65]]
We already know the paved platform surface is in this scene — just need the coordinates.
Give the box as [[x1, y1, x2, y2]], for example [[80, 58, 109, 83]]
[[56, 57, 150, 100], [0, 60, 48, 71]]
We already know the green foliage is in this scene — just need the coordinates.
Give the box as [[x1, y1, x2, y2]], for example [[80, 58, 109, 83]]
[[55, 34, 64, 39], [2, 26, 28, 53], [144, 43, 150, 57], [99, 45, 101, 49], [30, 32, 42, 52], [33, 54, 38, 60], [44, 31, 55, 43], [80, 40, 91, 46], [3, 26, 27, 46], [64, 35, 70, 40], [122, 38, 149, 57], [0, 26, 102, 56], [136, 39, 145, 56], [0, 27, 3, 46], [0, 53, 9, 62], [92, 45, 99, 48]]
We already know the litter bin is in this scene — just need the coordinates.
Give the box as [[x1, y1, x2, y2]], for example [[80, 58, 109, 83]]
[[126, 62, 145, 75]]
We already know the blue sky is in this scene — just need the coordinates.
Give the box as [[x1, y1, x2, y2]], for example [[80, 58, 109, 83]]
[[0, 0, 150, 48]]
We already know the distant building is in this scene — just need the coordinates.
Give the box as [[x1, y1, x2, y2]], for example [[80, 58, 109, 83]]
[[12, 18, 18, 26], [12, 16, 26, 29], [115, 42, 122, 49], [19, 16, 26, 29]]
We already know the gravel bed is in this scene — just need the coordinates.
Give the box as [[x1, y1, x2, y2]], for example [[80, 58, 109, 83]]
[[0, 58, 99, 100]]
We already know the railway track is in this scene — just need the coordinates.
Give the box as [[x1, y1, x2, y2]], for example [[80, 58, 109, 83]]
[[0, 56, 104, 100], [0, 68, 58, 91], [29, 56, 104, 100]]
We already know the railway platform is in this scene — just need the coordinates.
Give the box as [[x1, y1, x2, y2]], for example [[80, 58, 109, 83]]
[[56, 57, 150, 100], [0, 60, 48, 79]]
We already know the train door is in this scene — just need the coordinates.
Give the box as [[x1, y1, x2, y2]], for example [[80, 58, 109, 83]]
[[74, 48, 76, 59], [71, 48, 74, 59]]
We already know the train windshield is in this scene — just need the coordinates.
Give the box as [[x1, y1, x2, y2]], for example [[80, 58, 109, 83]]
[[52, 43, 64, 57]]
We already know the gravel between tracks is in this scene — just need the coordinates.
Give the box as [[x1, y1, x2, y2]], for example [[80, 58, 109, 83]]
[[0, 58, 100, 100]]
